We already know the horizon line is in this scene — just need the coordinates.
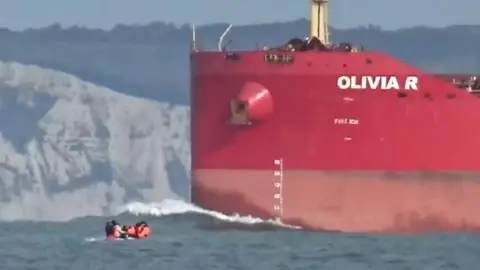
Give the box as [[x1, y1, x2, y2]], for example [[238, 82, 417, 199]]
[[0, 18, 477, 33]]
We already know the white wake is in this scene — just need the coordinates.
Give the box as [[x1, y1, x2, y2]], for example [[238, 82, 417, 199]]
[[84, 199, 300, 242], [117, 199, 300, 229]]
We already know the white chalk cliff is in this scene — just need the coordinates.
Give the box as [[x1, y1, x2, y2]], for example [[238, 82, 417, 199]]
[[0, 61, 190, 221]]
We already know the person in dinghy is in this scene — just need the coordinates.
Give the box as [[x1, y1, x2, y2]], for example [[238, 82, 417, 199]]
[[105, 220, 151, 240]]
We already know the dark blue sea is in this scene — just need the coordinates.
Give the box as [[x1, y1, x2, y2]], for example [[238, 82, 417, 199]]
[[1, 199, 478, 270]]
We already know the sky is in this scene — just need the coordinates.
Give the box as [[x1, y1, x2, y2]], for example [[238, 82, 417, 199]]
[[0, 0, 477, 31]]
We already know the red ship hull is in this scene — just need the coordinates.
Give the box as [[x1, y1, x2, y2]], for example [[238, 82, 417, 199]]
[[190, 50, 480, 233]]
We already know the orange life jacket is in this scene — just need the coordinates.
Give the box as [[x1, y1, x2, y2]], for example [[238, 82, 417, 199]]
[[136, 225, 150, 239], [126, 226, 136, 237]]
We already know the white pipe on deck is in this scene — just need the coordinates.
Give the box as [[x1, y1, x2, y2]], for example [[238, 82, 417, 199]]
[[310, 0, 330, 44]]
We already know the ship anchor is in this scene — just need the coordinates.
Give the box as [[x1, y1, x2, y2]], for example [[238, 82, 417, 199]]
[[226, 81, 273, 125], [228, 99, 252, 125]]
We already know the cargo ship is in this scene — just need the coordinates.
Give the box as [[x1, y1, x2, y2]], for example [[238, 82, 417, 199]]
[[189, 0, 480, 233]]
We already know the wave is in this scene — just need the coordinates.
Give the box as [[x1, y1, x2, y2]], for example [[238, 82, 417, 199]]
[[85, 199, 300, 242], [117, 199, 300, 230]]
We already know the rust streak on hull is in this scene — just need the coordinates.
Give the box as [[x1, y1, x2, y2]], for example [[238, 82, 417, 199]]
[[193, 169, 480, 233]]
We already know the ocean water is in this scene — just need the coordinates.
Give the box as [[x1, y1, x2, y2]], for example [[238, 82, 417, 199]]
[[1, 199, 479, 270]]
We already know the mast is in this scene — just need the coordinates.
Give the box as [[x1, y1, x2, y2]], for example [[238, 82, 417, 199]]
[[310, 0, 330, 44]]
